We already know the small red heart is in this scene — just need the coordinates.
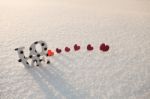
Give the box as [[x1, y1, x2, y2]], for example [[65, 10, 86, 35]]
[[47, 50, 54, 56], [65, 47, 70, 52], [74, 44, 80, 51], [87, 44, 94, 51], [56, 48, 62, 53], [100, 43, 109, 52]]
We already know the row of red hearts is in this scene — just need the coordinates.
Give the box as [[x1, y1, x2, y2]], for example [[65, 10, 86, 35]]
[[47, 43, 110, 56]]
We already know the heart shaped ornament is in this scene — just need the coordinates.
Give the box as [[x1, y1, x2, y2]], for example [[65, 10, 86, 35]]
[[47, 50, 54, 56], [100, 43, 109, 52], [56, 48, 62, 53], [87, 44, 94, 51], [74, 44, 80, 51], [65, 47, 71, 52]]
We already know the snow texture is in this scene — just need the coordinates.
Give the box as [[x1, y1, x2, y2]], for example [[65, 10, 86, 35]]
[[0, 0, 150, 99]]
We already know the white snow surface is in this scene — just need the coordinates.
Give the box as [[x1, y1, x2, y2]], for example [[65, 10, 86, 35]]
[[0, 0, 150, 99]]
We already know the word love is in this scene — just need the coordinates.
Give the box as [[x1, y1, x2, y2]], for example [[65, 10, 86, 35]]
[[15, 40, 110, 68], [15, 41, 51, 68]]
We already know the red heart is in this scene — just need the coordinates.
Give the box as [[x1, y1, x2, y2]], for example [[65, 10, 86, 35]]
[[65, 47, 70, 52], [56, 48, 62, 53], [74, 44, 80, 51], [87, 44, 94, 51], [100, 43, 109, 52], [47, 50, 54, 56]]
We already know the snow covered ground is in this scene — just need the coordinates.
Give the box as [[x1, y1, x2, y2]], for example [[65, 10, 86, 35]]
[[0, 0, 150, 99]]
